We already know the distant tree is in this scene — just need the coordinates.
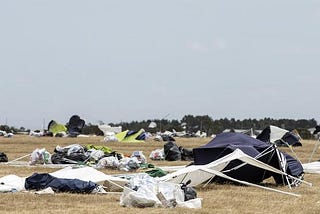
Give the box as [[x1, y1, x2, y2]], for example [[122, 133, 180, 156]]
[[296, 128, 313, 140]]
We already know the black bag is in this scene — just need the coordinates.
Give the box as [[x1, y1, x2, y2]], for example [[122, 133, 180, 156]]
[[0, 152, 8, 162], [181, 180, 197, 201], [164, 141, 181, 161], [179, 147, 194, 161]]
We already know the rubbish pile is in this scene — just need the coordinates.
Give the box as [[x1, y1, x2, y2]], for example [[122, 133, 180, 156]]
[[120, 174, 201, 209]]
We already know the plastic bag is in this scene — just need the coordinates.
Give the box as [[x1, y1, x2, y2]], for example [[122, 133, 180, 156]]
[[131, 151, 146, 164], [149, 149, 165, 160]]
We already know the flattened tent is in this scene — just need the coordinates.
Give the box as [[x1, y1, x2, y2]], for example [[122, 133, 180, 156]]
[[0, 166, 128, 193], [25, 173, 98, 193], [193, 132, 303, 185], [257, 125, 302, 147], [115, 129, 147, 143], [50, 166, 128, 191]]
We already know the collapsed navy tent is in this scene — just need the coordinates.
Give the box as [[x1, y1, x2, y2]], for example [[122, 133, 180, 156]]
[[25, 173, 97, 193], [193, 132, 303, 184], [257, 125, 302, 147], [67, 115, 85, 137]]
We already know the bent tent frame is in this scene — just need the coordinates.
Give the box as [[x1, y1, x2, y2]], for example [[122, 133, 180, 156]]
[[159, 149, 311, 197]]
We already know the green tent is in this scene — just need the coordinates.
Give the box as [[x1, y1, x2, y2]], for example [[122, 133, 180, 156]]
[[115, 129, 145, 143], [48, 120, 67, 136], [85, 144, 113, 154]]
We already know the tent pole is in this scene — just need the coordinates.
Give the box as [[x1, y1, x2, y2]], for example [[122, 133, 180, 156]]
[[6, 154, 31, 164], [274, 145, 292, 189], [308, 136, 320, 163], [200, 168, 300, 197], [102, 181, 124, 190], [283, 141, 302, 164], [221, 145, 274, 173]]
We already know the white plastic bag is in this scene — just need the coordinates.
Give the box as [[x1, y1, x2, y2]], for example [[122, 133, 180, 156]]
[[149, 149, 165, 160], [30, 148, 51, 165], [120, 174, 186, 208], [97, 156, 120, 169], [131, 151, 146, 164]]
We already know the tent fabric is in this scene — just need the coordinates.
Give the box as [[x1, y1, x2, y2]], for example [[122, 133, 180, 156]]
[[0, 167, 128, 193], [85, 144, 113, 154], [193, 132, 303, 184], [302, 161, 320, 174], [25, 173, 98, 193], [160, 149, 306, 197], [67, 115, 85, 137], [0, 175, 26, 192], [48, 120, 67, 136], [257, 125, 302, 147], [313, 125, 320, 135], [115, 129, 146, 143], [50, 166, 128, 187], [98, 124, 122, 135]]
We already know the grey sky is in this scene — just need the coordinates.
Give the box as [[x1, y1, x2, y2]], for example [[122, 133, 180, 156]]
[[1, 0, 320, 130]]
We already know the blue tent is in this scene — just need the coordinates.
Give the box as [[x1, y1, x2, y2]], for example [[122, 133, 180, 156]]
[[193, 132, 303, 185]]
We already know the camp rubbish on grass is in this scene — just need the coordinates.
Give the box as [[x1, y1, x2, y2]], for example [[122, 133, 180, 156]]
[[120, 173, 202, 209], [0, 149, 312, 209], [0, 166, 128, 194], [0, 132, 313, 209], [0, 166, 202, 209]]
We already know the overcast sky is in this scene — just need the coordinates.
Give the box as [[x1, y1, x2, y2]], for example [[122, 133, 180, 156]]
[[1, 0, 320, 130]]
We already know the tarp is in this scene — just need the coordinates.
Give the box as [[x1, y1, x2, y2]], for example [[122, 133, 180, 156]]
[[193, 132, 303, 184], [0, 166, 128, 193], [302, 161, 320, 174], [50, 166, 128, 189], [25, 173, 98, 193], [0, 175, 26, 192]]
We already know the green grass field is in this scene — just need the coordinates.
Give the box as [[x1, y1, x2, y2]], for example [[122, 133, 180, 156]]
[[0, 135, 319, 214]]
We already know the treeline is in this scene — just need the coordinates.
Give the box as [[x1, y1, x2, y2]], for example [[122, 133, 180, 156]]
[[2, 115, 318, 140], [0, 125, 26, 133], [107, 115, 317, 139]]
